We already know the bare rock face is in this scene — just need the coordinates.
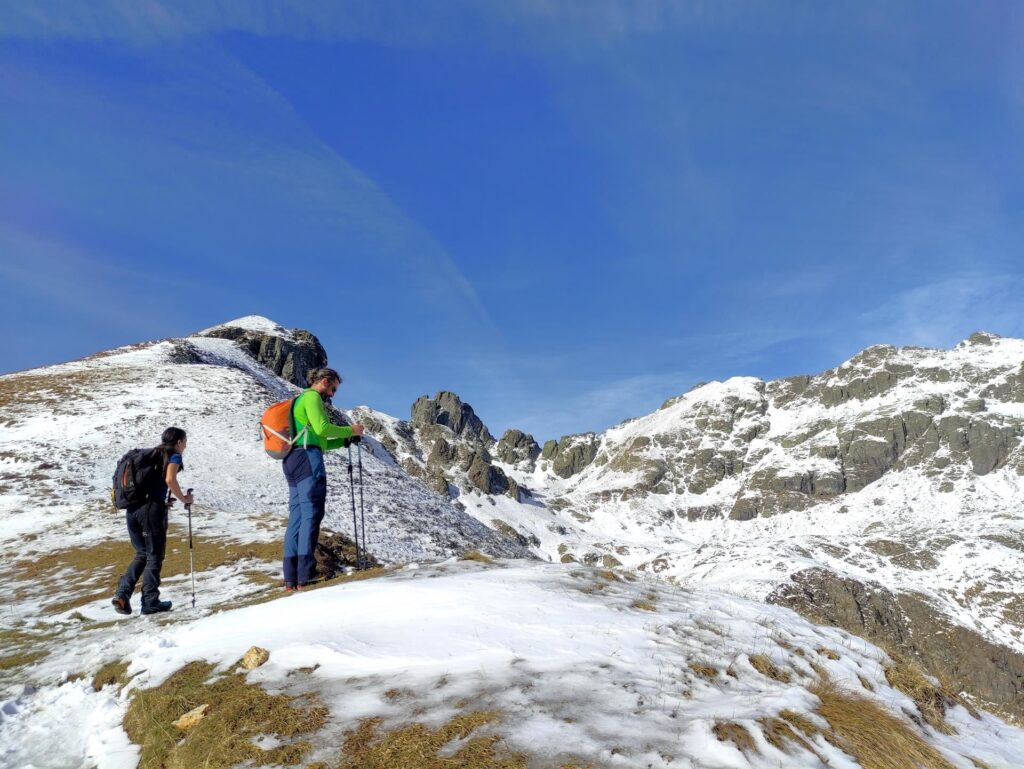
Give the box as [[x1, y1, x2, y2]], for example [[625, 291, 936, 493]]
[[200, 324, 328, 389], [496, 429, 541, 468], [405, 391, 523, 499], [314, 530, 380, 579], [467, 454, 510, 495], [411, 392, 494, 444], [769, 568, 1024, 721], [547, 434, 599, 479]]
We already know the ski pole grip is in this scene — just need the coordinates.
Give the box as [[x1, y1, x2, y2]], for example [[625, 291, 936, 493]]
[[186, 487, 194, 511]]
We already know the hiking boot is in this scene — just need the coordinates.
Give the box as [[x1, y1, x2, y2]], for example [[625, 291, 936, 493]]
[[141, 600, 172, 615], [111, 595, 132, 615], [284, 583, 297, 593]]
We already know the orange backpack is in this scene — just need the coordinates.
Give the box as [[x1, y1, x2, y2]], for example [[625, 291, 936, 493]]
[[259, 398, 309, 459]]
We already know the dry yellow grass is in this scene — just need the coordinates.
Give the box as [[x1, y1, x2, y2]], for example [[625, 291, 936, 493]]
[[688, 662, 717, 679], [461, 550, 494, 564], [885, 656, 977, 734], [336, 712, 528, 769], [712, 722, 757, 755], [124, 659, 327, 769], [756, 716, 819, 758], [749, 654, 792, 683], [630, 598, 657, 612], [0, 649, 47, 671], [779, 709, 825, 739], [816, 646, 841, 661], [811, 677, 958, 769], [92, 660, 132, 692], [4, 529, 286, 615]]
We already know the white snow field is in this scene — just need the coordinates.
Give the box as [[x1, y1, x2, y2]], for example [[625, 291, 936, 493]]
[[3, 561, 1023, 769]]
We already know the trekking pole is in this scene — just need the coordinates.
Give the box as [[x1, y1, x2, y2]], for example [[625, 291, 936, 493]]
[[357, 440, 367, 569], [346, 442, 361, 571], [186, 488, 195, 608]]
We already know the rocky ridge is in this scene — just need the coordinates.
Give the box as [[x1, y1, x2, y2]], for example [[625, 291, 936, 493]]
[[354, 392, 543, 504], [348, 331, 1024, 721]]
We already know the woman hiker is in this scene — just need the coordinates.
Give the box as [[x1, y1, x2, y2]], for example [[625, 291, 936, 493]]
[[283, 367, 365, 591], [112, 427, 193, 615]]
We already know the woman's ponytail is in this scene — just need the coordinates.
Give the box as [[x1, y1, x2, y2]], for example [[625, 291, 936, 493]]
[[159, 426, 187, 472]]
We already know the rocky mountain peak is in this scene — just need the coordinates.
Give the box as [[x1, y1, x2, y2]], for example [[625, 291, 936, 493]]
[[495, 429, 542, 469], [197, 316, 328, 389], [410, 391, 495, 444], [964, 330, 1002, 347]]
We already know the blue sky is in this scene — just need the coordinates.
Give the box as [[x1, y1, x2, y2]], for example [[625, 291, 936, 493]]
[[2, 2, 1022, 441]]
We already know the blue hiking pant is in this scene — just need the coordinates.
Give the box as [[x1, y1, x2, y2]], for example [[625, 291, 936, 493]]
[[116, 500, 168, 610], [283, 447, 326, 585]]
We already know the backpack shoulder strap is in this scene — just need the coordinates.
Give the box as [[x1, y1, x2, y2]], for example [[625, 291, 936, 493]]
[[291, 394, 310, 448]]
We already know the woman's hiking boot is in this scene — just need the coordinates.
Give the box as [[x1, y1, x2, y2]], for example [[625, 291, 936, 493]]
[[111, 595, 132, 615]]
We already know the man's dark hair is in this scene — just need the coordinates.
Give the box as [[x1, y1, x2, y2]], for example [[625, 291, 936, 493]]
[[307, 367, 341, 387]]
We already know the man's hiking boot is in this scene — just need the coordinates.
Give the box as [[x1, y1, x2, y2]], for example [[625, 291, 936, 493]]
[[141, 600, 172, 615], [111, 595, 132, 615]]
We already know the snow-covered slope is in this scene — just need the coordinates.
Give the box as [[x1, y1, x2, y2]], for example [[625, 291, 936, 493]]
[[4, 561, 1022, 769], [0, 321, 529, 648]]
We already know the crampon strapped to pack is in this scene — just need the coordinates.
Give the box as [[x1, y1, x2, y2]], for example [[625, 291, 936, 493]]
[[111, 448, 164, 509], [259, 398, 309, 459]]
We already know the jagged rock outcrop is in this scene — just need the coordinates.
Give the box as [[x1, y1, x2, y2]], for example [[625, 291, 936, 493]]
[[398, 391, 517, 499], [506, 476, 524, 502], [412, 392, 494, 444], [496, 429, 541, 468], [545, 434, 599, 479], [770, 568, 1024, 721], [491, 519, 540, 548], [313, 530, 380, 579], [467, 454, 510, 495], [200, 324, 327, 389]]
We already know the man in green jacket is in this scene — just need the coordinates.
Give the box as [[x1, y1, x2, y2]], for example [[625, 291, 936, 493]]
[[282, 366, 365, 589]]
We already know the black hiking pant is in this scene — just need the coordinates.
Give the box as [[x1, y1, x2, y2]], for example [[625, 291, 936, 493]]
[[116, 500, 168, 610]]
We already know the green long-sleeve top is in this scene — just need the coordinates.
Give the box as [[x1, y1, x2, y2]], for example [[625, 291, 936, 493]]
[[292, 389, 354, 452]]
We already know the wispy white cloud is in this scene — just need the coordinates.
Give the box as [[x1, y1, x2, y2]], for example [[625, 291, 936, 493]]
[[856, 274, 1024, 350], [0, 222, 184, 335], [212, 49, 496, 328], [511, 369, 696, 440], [0, 1, 880, 48], [1, 40, 495, 334]]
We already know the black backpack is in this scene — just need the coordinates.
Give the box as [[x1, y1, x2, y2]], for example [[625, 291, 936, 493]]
[[112, 448, 164, 509]]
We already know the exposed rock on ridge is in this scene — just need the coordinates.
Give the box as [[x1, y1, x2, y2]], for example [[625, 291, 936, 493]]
[[770, 568, 1024, 722], [550, 334, 1024, 521], [199, 319, 328, 389]]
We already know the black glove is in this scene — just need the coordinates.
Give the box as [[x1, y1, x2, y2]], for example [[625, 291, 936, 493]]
[[343, 435, 362, 448]]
